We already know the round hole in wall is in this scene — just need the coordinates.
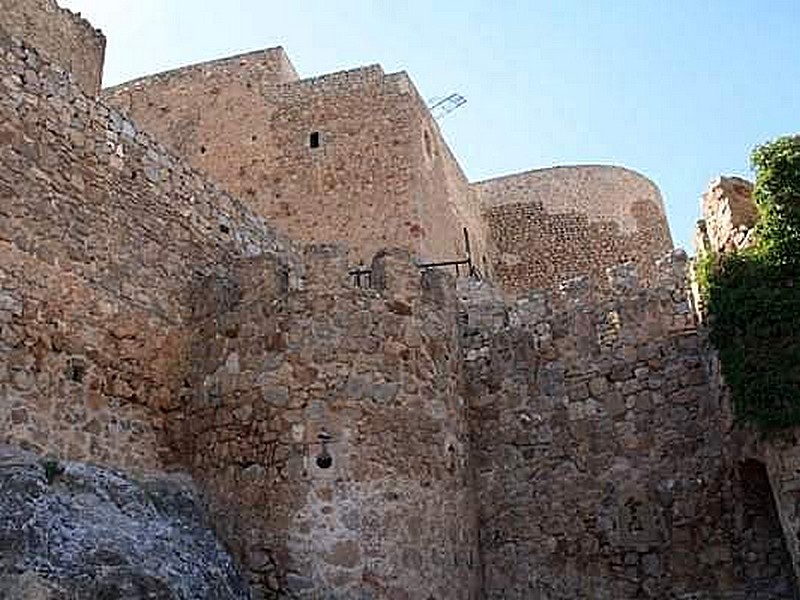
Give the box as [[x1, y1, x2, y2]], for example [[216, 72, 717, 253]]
[[316, 449, 333, 469]]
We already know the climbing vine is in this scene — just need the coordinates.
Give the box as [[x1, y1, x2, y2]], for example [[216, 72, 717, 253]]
[[699, 134, 800, 429]]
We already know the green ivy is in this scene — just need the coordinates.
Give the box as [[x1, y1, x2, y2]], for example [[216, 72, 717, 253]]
[[699, 134, 800, 430]]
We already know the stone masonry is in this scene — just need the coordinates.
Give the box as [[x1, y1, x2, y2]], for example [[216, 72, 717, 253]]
[[101, 51, 669, 290], [461, 254, 796, 598], [182, 247, 479, 598], [0, 0, 105, 95], [2, 2, 800, 599], [477, 166, 674, 295], [695, 176, 758, 255], [103, 57, 492, 271], [0, 27, 295, 471]]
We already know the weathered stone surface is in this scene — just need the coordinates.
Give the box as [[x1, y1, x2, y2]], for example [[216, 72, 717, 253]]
[[2, 2, 800, 599], [102, 53, 491, 270], [698, 176, 757, 254], [477, 166, 673, 294], [184, 251, 480, 599], [0, 29, 296, 471], [0, 444, 250, 599], [459, 253, 798, 599], [0, 0, 105, 95]]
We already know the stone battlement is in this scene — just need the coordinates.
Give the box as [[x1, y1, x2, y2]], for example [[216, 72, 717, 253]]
[[276, 63, 387, 94], [460, 248, 693, 344]]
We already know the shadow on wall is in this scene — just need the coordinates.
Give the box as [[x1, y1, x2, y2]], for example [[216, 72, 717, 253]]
[[737, 459, 798, 599]]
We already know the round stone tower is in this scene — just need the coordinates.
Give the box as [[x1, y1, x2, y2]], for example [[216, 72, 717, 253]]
[[474, 165, 673, 295]]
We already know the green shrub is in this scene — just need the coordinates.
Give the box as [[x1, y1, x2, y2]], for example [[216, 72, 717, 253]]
[[700, 134, 800, 429]]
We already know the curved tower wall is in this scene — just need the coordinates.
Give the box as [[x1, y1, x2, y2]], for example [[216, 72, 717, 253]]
[[0, 0, 105, 95], [476, 165, 673, 295], [184, 248, 480, 599]]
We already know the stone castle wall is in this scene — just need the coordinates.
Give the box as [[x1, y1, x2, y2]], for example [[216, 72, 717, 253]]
[[397, 73, 492, 274], [243, 66, 437, 264], [0, 0, 105, 95], [103, 57, 492, 270], [183, 247, 480, 598], [4, 2, 800, 599], [0, 33, 294, 471], [476, 166, 673, 295], [459, 253, 796, 598], [102, 47, 299, 175], [100, 50, 677, 297], [1, 25, 481, 597]]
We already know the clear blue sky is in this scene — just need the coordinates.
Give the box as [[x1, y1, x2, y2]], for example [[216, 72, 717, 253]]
[[61, 0, 800, 249]]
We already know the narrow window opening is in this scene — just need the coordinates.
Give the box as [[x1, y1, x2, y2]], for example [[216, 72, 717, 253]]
[[424, 129, 433, 159], [65, 358, 86, 383], [309, 131, 320, 149], [200, 145, 207, 155]]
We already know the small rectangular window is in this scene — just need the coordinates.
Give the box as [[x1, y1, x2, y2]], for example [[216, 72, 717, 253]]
[[309, 131, 320, 148]]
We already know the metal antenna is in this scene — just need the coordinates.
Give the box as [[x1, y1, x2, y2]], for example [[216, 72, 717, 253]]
[[427, 93, 467, 121]]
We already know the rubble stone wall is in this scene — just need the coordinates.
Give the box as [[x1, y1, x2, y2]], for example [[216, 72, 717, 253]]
[[0, 34, 293, 471], [459, 254, 797, 599], [184, 247, 480, 599], [0, 0, 105, 95], [476, 166, 673, 295]]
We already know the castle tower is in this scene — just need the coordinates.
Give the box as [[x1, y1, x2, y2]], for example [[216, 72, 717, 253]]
[[475, 165, 674, 295], [103, 57, 492, 270]]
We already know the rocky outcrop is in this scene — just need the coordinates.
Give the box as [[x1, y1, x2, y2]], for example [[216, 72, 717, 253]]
[[0, 444, 251, 599]]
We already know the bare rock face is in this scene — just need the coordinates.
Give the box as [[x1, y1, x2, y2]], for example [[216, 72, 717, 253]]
[[0, 445, 251, 600]]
